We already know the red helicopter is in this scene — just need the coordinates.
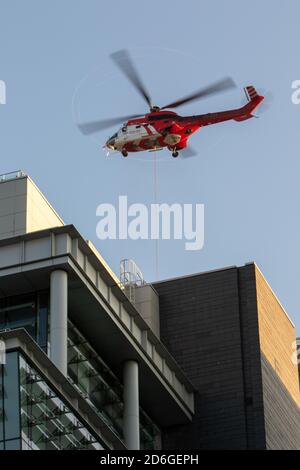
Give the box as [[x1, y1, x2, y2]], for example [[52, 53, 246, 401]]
[[79, 50, 264, 158]]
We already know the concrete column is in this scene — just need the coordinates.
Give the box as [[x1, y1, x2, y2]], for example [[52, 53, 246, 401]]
[[123, 360, 140, 450], [50, 270, 68, 376]]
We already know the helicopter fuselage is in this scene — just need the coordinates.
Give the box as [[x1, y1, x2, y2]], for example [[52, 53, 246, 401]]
[[106, 111, 196, 153], [105, 88, 264, 157]]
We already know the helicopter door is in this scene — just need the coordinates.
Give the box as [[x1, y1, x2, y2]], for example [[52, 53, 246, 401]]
[[125, 125, 144, 140]]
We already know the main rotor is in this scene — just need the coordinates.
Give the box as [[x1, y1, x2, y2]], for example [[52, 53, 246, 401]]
[[78, 50, 237, 135]]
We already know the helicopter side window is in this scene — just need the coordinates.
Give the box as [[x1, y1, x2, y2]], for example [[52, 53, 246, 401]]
[[136, 125, 141, 129], [148, 114, 175, 121]]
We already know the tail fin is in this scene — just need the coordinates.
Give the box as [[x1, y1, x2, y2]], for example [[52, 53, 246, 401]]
[[244, 86, 260, 102], [234, 86, 264, 121]]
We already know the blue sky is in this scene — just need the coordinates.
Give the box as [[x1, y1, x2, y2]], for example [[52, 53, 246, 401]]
[[1, 1, 300, 329]]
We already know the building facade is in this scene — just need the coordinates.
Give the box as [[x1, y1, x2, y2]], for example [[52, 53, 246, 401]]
[[0, 171, 194, 450], [0, 171, 299, 450], [154, 264, 300, 449]]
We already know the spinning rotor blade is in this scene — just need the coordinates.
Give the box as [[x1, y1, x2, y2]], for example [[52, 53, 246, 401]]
[[110, 49, 153, 109], [78, 114, 141, 135], [162, 77, 236, 110]]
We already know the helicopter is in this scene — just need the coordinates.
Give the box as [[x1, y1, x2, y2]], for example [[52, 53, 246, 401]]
[[78, 50, 265, 158]]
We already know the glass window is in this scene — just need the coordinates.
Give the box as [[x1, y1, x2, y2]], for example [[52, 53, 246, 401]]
[[0, 311, 5, 330], [5, 439, 21, 450], [68, 322, 124, 439], [0, 292, 49, 351], [19, 355, 104, 450], [0, 293, 37, 340], [37, 293, 49, 352], [140, 409, 161, 450], [7, 305, 36, 339], [0, 362, 3, 442], [148, 114, 175, 121], [67, 321, 161, 449], [3, 352, 20, 441], [0, 351, 104, 450]]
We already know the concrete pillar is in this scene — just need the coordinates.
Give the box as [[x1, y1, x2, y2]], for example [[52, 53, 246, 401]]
[[123, 360, 140, 450], [50, 270, 68, 376]]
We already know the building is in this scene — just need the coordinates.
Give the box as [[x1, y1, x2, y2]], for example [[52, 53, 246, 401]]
[[0, 171, 299, 450], [154, 266, 300, 449]]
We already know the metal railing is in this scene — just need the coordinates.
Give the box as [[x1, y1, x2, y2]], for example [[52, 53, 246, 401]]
[[120, 259, 145, 304], [0, 170, 26, 182]]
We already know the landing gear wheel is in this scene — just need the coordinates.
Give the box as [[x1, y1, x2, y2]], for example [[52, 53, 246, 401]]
[[122, 150, 128, 157], [172, 150, 179, 158]]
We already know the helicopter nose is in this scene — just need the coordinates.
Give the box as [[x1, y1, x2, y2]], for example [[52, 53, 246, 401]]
[[106, 138, 115, 150]]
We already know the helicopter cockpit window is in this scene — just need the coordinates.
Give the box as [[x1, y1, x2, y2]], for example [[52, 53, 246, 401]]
[[111, 132, 117, 139]]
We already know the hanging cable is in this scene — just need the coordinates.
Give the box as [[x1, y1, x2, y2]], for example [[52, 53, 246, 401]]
[[153, 151, 159, 281]]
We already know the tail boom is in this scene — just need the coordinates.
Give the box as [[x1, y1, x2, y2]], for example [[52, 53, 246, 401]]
[[179, 85, 265, 127]]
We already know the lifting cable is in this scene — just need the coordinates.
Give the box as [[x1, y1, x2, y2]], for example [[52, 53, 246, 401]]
[[153, 151, 159, 281]]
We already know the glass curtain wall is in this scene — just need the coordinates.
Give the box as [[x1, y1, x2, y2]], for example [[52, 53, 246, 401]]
[[0, 292, 49, 352], [67, 321, 161, 449], [0, 351, 104, 450]]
